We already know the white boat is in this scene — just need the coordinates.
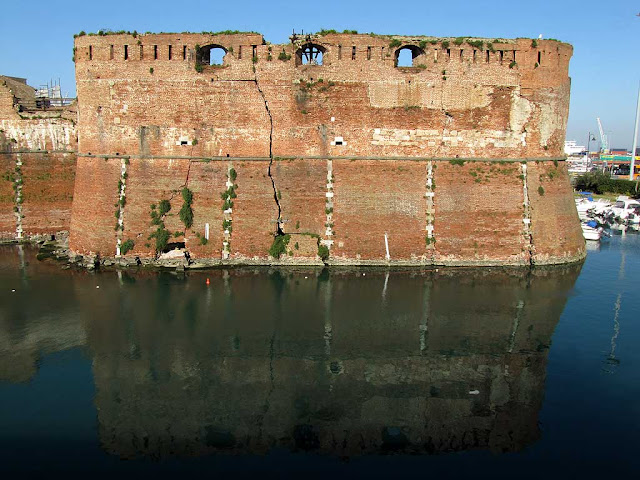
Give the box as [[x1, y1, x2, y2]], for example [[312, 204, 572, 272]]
[[581, 220, 609, 241], [606, 196, 640, 224], [581, 223, 602, 241]]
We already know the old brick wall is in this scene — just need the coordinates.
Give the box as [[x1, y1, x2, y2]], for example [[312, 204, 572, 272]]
[[0, 93, 77, 240], [68, 32, 583, 264]]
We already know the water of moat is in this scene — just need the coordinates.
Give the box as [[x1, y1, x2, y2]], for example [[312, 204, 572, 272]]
[[1, 235, 639, 478]]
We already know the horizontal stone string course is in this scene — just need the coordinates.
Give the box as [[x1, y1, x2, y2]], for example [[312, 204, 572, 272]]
[[0, 32, 584, 266]]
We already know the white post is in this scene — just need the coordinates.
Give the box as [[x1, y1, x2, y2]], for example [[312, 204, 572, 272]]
[[384, 233, 390, 261], [630, 82, 640, 181], [205, 222, 210, 240]]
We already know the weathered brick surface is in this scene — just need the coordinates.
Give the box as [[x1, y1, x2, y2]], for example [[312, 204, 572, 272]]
[[20, 152, 76, 235], [526, 162, 585, 264], [69, 157, 121, 255], [0, 155, 15, 238], [272, 159, 326, 238], [332, 160, 426, 261], [64, 32, 584, 264], [434, 162, 525, 264], [230, 161, 276, 259]]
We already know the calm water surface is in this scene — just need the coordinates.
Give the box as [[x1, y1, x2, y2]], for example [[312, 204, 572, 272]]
[[1, 235, 639, 478]]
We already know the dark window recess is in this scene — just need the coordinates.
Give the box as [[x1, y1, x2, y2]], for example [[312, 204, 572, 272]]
[[154, 45, 158, 60], [89, 45, 92, 60], [473, 49, 477, 62], [446, 49, 451, 59], [538, 51, 541, 64], [335, 140, 343, 146], [252, 45, 257, 59], [513, 50, 516, 62], [238, 45, 242, 59], [202, 46, 226, 65], [124, 45, 128, 60], [168, 45, 172, 60], [338, 45, 342, 60], [180, 140, 188, 145], [460, 49, 463, 60], [367, 46, 371, 60], [109, 45, 114, 60], [499, 50, 503, 63], [352, 46, 356, 60], [300, 44, 324, 65], [183, 45, 187, 60], [486, 50, 490, 63]]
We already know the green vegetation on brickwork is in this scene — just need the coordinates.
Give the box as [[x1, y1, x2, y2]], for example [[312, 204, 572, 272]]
[[449, 158, 465, 166], [278, 49, 291, 61], [269, 234, 291, 259], [389, 39, 402, 48], [120, 239, 135, 255], [318, 244, 330, 261], [426, 236, 436, 246], [179, 187, 194, 229], [454, 37, 465, 46], [509, 61, 517, 69], [148, 200, 172, 253], [441, 40, 450, 49], [467, 39, 483, 49], [538, 186, 545, 196]]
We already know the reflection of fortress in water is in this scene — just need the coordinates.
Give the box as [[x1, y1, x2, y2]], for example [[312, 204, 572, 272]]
[[0, 249, 582, 457]]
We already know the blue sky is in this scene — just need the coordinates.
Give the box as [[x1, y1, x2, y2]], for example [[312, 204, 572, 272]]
[[1, 0, 638, 150]]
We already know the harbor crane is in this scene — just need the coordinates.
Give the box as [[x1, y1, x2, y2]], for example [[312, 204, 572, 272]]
[[597, 117, 609, 154]]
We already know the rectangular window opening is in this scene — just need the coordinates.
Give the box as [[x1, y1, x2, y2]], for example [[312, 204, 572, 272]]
[[124, 45, 128, 60], [139, 45, 144, 60], [168, 45, 172, 60], [537, 51, 541, 65], [512, 50, 516, 63], [89, 45, 93, 60], [352, 46, 356, 60], [109, 44, 114, 60], [459, 49, 463, 61], [154, 45, 158, 60], [473, 49, 476, 63], [446, 49, 451, 60], [238, 45, 242, 59], [499, 50, 503, 64], [183, 45, 187, 60], [485, 50, 490, 63], [252, 45, 257, 59], [367, 46, 372, 60], [338, 45, 342, 60]]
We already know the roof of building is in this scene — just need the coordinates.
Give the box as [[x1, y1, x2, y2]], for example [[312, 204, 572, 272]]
[[0, 75, 36, 106]]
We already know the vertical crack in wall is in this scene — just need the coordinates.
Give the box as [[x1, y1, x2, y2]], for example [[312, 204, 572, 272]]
[[521, 162, 534, 266], [253, 74, 283, 235], [13, 153, 23, 239]]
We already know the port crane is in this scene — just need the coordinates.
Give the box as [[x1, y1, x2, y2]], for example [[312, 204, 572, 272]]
[[597, 117, 609, 154]]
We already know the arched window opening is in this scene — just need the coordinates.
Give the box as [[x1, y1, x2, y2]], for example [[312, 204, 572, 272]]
[[394, 45, 424, 68], [198, 45, 228, 66], [296, 43, 326, 66]]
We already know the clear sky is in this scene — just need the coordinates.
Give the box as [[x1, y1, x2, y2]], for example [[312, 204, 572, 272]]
[[1, 0, 638, 150]]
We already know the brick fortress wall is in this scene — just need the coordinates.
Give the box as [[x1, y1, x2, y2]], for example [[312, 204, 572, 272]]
[[0, 80, 77, 240], [71, 32, 584, 265]]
